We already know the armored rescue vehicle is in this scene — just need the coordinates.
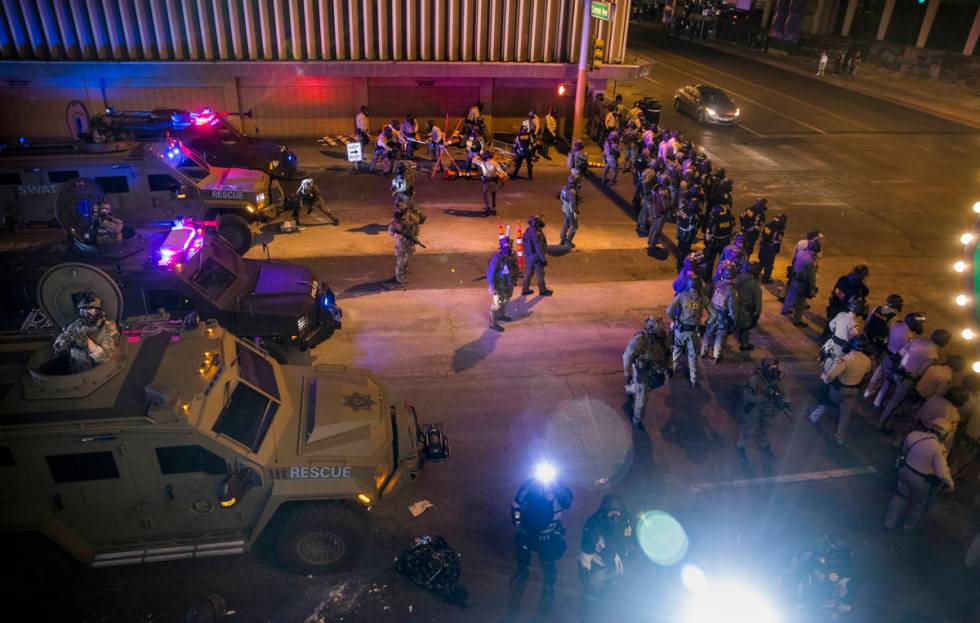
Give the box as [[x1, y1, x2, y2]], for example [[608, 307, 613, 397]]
[[69, 102, 299, 179], [0, 139, 282, 252], [0, 263, 447, 595]]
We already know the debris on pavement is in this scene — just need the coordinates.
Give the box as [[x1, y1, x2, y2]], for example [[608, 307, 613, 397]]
[[408, 499, 435, 517]]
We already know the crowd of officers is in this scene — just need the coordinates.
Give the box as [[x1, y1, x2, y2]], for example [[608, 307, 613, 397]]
[[502, 106, 980, 612]]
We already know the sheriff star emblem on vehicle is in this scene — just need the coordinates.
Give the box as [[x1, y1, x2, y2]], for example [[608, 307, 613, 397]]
[[342, 391, 376, 412]]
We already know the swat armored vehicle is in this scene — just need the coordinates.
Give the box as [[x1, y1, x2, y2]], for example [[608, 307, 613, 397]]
[[0, 139, 282, 253], [69, 102, 299, 179], [0, 263, 446, 595]]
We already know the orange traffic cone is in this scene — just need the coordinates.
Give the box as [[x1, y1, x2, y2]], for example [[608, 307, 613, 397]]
[[515, 223, 525, 274], [497, 222, 505, 241]]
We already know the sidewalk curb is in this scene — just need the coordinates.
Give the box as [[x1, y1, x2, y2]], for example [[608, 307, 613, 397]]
[[692, 39, 980, 131]]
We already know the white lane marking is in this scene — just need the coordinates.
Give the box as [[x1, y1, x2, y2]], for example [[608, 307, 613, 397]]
[[734, 144, 779, 167], [690, 466, 877, 493], [788, 201, 846, 206], [649, 57, 828, 134], [644, 76, 663, 86], [738, 123, 763, 137], [652, 47, 877, 132]]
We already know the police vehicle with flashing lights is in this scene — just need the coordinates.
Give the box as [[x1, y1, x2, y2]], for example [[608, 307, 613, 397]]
[[0, 264, 448, 597], [72, 103, 299, 179], [0, 139, 282, 253]]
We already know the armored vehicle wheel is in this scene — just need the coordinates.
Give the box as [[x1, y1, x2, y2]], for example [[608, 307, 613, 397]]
[[216, 213, 253, 255], [0, 535, 73, 598], [276, 503, 367, 574]]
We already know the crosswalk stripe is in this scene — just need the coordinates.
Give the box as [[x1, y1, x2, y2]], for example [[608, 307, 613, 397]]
[[733, 144, 779, 167]]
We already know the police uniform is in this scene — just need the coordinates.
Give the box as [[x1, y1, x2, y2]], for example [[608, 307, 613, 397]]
[[701, 274, 738, 361], [878, 337, 940, 428], [780, 245, 818, 326], [739, 202, 766, 257], [473, 154, 507, 215], [738, 366, 789, 453], [512, 125, 535, 180], [464, 133, 484, 172], [704, 205, 735, 271], [387, 206, 424, 286], [511, 479, 573, 604], [674, 200, 700, 268], [602, 134, 621, 184], [579, 495, 635, 611], [567, 145, 589, 177], [521, 218, 550, 295], [759, 218, 786, 283], [390, 167, 415, 208], [428, 124, 446, 171], [296, 180, 339, 225], [54, 305, 121, 373], [885, 428, 954, 532], [487, 240, 519, 331], [867, 321, 915, 404], [623, 320, 669, 426], [667, 285, 715, 385], [559, 179, 582, 248], [810, 349, 872, 443], [820, 310, 863, 375]]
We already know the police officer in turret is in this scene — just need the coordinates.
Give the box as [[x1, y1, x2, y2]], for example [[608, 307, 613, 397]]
[[623, 316, 670, 429], [511, 463, 573, 613], [512, 120, 536, 180], [54, 293, 121, 374]]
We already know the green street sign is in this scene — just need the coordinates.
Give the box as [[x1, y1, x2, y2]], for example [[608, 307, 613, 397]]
[[591, 1, 610, 21]]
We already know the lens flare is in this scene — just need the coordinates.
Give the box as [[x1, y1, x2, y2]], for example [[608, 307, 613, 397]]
[[684, 580, 780, 623], [681, 564, 709, 594], [636, 510, 688, 566]]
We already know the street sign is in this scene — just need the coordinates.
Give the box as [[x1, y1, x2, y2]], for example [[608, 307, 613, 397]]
[[346, 141, 362, 162], [590, 1, 610, 21]]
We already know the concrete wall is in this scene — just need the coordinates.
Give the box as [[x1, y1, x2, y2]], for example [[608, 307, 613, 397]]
[[0, 64, 580, 139]]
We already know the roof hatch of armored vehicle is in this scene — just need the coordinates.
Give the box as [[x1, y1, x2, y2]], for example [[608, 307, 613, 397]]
[[25, 263, 129, 400]]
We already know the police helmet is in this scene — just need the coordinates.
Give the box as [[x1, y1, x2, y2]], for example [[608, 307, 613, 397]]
[[851, 265, 870, 279], [527, 110, 536, 117], [760, 357, 780, 370], [685, 276, 703, 292], [733, 233, 745, 246], [808, 238, 823, 253], [905, 312, 926, 334], [776, 213, 787, 224], [722, 263, 738, 279], [599, 494, 626, 516], [573, 139, 584, 150], [805, 228, 822, 240], [754, 197, 768, 209], [395, 163, 406, 176], [931, 329, 951, 347], [521, 120, 530, 130], [886, 294, 904, 310], [607, 130, 619, 141], [426, 119, 434, 127], [719, 179, 733, 192], [77, 292, 103, 310], [946, 354, 966, 373], [499, 236, 512, 252], [383, 126, 393, 135], [644, 317, 666, 337], [847, 297, 867, 314], [715, 167, 726, 178], [528, 215, 545, 228]]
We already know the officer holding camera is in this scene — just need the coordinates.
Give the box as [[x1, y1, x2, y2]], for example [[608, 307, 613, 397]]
[[623, 317, 671, 429], [737, 358, 790, 466]]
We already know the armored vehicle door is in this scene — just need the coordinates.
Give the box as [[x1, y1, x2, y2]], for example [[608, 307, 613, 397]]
[[32, 438, 154, 545], [145, 170, 184, 221], [130, 439, 268, 537]]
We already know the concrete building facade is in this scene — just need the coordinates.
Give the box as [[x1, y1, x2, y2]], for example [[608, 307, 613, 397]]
[[0, 0, 639, 138]]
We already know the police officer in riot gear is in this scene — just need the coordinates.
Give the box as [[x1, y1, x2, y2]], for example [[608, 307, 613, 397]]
[[511, 466, 573, 613], [758, 213, 787, 283], [623, 317, 670, 429], [674, 196, 701, 269], [559, 172, 582, 249], [512, 121, 535, 180], [390, 163, 415, 208], [864, 294, 903, 357], [579, 494, 636, 617], [295, 178, 339, 225], [53, 293, 121, 373], [737, 358, 790, 467], [739, 197, 767, 258], [704, 203, 736, 271], [567, 139, 589, 177], [668, 277, 715, 387]]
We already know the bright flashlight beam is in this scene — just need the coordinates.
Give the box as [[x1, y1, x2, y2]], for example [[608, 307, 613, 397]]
[[534, 462, 557, 484], [684, 580, 780, 623]]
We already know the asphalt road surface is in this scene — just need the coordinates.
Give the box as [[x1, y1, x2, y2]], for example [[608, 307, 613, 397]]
[[9, 25, 980, 623]]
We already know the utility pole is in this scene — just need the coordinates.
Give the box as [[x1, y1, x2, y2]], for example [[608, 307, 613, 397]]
[[572, 0, 591, 141]]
